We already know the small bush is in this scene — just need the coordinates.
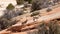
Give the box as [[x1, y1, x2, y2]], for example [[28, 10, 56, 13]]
[[28, 0, 32, 4], [24, 0, 32, 4], [16, 0, 24, 5], [36, 20, 60, 34], [6, 3, 15, 10], [31, 0, 41, 12], [0, 17, 17, 31], [37, 21, 49, 34], [31, 11, 39, 17], [4, 9, 24, 20], [31, 0, 53, 12]]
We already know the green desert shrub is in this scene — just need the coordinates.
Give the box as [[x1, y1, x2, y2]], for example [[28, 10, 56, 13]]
[[31, 0, 50, 12], [31, 11, 39, 17], [31, 0, 41, 12], [16, 0, 24, 5], [28, 0, 32, 4], [24, 0, 32, 3], [6, 3, 15, 10], [31, 0, 44, 12]]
